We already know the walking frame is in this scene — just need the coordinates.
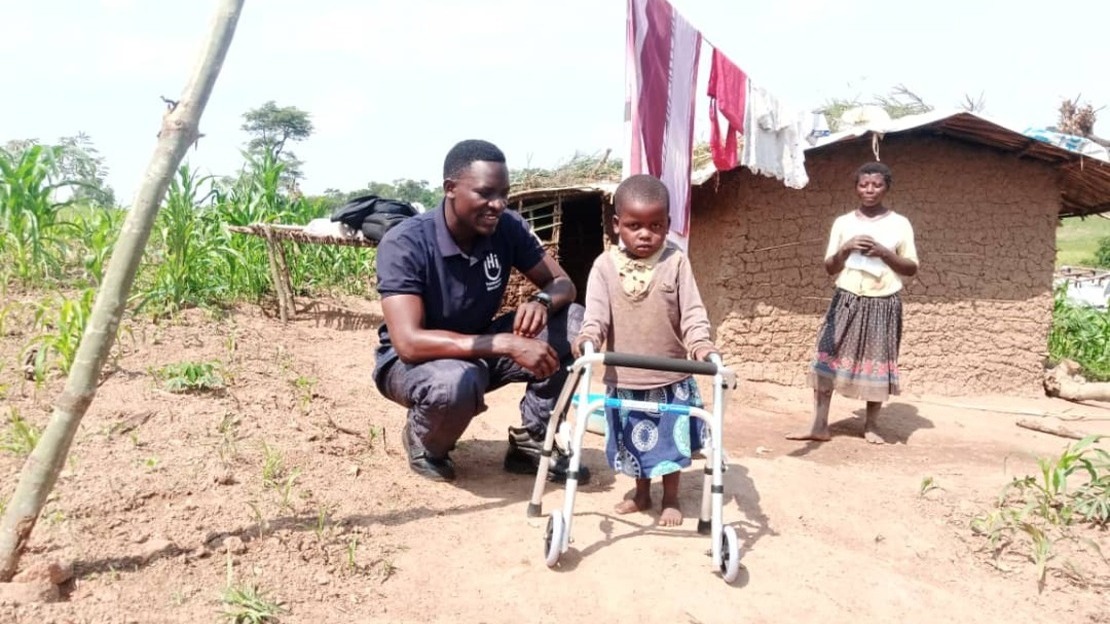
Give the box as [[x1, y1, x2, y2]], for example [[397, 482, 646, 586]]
[[526, 343, 743, 584]]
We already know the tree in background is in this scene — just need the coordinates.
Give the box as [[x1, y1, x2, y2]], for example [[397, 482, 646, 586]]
[[241, 100, 313, 183], [317, 178, 443, 210], [3, 133, 116, 207], [960, 92, 987, 113]]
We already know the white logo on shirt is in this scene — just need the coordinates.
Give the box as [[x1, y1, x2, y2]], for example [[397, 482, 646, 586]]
[[483, 253, 503, 291]]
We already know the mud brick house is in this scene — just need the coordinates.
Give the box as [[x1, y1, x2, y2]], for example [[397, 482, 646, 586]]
[[506, 112, 1110, 396]]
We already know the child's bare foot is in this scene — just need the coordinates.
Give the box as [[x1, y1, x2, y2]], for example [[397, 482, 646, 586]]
[[615, 493, 652, 515], [785, 428, 831, 442], [659, 503, 683, 527]]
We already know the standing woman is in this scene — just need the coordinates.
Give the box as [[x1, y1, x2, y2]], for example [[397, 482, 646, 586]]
[[787, 162, 918, 444]]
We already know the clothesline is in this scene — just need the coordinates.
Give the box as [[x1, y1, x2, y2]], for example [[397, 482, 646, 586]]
[[624, 0, 815, 252]]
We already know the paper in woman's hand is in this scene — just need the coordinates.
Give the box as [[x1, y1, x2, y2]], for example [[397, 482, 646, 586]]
[[845, 251, 887, 277]]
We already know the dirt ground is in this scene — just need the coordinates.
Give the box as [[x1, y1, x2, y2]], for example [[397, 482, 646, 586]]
[[0, 295, 1108, 623]]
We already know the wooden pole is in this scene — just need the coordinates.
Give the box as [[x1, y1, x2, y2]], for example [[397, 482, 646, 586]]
[[0, 0, 248, 580]]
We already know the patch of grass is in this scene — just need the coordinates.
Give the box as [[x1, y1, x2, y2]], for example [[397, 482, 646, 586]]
[[313, 504, 334, 541], [26, 287, 96, 381], [366, 425, 382, 453], [220, 555, 286, 624], [220, 584, 285, 624], [246, 500, 269, 539], [155, 360, 226, 393], [346, 536, 360, 572], [1057, 215, 1110, 267], [217, 412, 242, 461], [276, 470, 300, 511], [971, 435, 1110, 589], [292, 375, 315, 415], [370, 544, 408, 584], [260, 442, 284, 488], [919, 476, 940, 496], [1, 406, 42, 456], [44, 508, 67, 526], [378, 558, 398, 583]]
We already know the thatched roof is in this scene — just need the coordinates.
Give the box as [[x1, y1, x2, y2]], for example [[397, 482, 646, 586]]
[[510, 151, 620, 193], [508, 185, 615, 205]]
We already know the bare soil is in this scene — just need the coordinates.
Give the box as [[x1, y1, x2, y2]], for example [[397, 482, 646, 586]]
[[1, 295, 1108, 623]]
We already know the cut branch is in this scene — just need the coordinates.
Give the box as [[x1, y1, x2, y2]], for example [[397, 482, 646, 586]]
[[1015, 418, 1091, 440], [1044, 360, 1110, 403]]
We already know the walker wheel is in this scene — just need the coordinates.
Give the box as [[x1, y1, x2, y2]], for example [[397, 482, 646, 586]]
[[720, 524, 742, 584], [544, 512, 565, 568]]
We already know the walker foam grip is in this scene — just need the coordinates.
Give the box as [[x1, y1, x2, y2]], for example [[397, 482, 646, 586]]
[[602, 352, 719, 376]]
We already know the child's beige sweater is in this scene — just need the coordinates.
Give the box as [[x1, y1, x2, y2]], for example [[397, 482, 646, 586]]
[[577, 243, 716, 389]]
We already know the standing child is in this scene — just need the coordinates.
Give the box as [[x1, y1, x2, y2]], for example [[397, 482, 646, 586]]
[[573, 174, 718, 527]]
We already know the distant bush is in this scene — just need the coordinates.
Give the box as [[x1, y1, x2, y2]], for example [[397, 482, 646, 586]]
[[1091, 236, 1110, 269]]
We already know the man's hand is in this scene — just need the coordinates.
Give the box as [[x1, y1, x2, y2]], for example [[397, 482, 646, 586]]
[[513, 301, 548, 339], [508, 334, 560, 379]]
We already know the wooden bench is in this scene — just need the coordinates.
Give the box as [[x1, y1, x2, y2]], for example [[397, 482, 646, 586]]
[[229, 220, 560, 323], [228, 223, 378, 322]]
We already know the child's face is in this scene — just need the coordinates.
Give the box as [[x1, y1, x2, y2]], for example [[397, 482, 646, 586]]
[[613, 199, 669, 259]]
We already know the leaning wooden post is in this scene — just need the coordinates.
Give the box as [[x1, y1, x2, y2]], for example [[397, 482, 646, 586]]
[[0, 0, 248, 581], [260, 225, 293, 322]]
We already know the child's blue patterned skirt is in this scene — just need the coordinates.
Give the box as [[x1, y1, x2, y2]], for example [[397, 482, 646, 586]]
[[605, 376, 709, 479]]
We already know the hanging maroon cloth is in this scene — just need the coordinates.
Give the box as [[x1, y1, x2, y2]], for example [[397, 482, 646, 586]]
[[626, 0, 702, 247], [707, 49, 748, 172]]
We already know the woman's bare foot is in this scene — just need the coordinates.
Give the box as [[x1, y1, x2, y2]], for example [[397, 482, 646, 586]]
[[863, 401, 884, 444], [615, 493, 652, 515], [863, 424, 885, 444], [659, 502, 683, 527], [788, 392, 833, 441], [785, 428, 831, 442]]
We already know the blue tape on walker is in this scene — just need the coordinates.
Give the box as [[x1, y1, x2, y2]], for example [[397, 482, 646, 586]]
[[603, 398, 691, 415], [571, 393, 607, 413]]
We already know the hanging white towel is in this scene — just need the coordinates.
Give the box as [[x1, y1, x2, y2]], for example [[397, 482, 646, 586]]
[[741, 83, 810, 189]]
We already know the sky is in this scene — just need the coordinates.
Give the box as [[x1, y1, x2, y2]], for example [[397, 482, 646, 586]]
[[2, 0, 1109, 206]]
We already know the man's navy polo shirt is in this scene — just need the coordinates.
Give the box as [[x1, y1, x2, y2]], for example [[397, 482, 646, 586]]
[[373, 203, 545, 381]]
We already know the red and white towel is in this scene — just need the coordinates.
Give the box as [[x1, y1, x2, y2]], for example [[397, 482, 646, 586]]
[[623, 0, 702, 251]]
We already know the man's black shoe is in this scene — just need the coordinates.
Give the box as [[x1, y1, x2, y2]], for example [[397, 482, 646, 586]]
[[402, 422, 456, 482], [503, 426, 591, 484]]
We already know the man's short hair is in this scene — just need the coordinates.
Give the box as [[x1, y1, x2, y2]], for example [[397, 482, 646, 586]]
[[614, 174, 670, 213], [443, 139, 506, 179]]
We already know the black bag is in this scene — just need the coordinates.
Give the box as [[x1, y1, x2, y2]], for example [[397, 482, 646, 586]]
[[330, 194, 419, 243], [360, 212, 410, 242]]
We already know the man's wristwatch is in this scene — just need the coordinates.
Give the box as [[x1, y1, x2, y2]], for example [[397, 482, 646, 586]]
[[528, 292, 553, 310]]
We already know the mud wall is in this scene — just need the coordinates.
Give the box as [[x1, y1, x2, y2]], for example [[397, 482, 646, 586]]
[[688, 135, 1060, 396]]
